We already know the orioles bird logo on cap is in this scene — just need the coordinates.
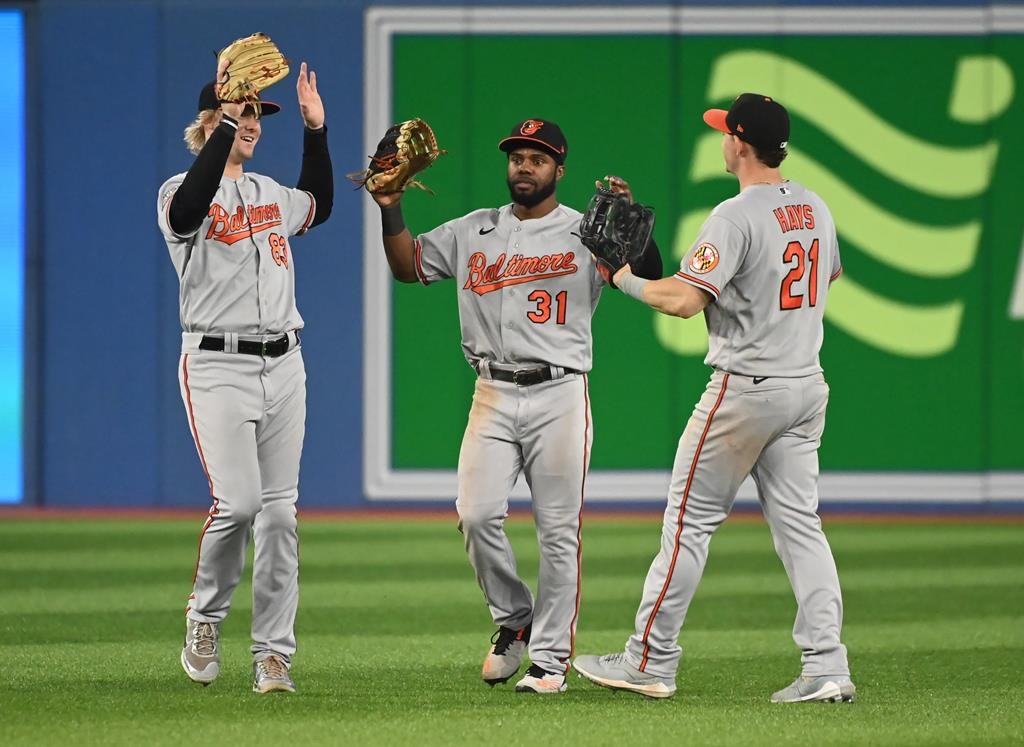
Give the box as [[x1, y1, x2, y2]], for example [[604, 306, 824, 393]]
[[520, 120, 543, 135]]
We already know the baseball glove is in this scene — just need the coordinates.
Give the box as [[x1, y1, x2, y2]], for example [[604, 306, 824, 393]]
[[216, 33, 289, 109], [575, 187, 656, 286], [348, 119, 446, 194]]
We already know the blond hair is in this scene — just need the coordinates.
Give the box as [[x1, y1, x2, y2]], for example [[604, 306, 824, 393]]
[[183, 109, 222, 155]]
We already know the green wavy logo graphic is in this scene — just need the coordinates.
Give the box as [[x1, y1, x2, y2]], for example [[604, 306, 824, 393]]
[[658, 50, 1015, 358]]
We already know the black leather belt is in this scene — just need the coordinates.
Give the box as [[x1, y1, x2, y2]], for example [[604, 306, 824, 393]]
[[199, 332, 297, 357], [488, 366, 580, 387]]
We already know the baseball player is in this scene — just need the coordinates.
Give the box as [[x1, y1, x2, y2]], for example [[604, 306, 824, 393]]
[[573, 94, 856, 703], [367, 119, 661, 693], [156, 60, 332, 694]]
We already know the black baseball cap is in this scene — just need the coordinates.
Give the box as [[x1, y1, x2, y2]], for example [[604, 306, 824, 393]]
[[498, 119, 568, 164], [197, 81, 281, 117], [703, 93, 789, 151]]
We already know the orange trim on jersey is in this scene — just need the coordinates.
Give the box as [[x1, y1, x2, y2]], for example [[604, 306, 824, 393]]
[[296, 191, 316, 236], [413, 239, 429, 285], [214, 221, 283, 245], [183, 354, 220, 586], [638, 374, 730, 672], [830, 266, 843, 283], [563, 373, 590, 673], [675, 271, 720, 298], [468, 269, 577, 296]]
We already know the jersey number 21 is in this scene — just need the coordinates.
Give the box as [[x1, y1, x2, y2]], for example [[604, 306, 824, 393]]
[[779, 239, 819, 310]]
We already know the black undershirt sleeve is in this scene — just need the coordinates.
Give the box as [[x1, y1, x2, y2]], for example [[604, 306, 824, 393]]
[[296, 126, 333, 228], [167, 116, 237, 236], [632, 237, 664, 280]]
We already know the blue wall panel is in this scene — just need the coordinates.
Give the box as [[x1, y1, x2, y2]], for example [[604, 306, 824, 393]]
[[20, 0, 1021, 509], [0, 11, 24, 504], [34, 0, 369, 508], [39, 4, 163, 505]]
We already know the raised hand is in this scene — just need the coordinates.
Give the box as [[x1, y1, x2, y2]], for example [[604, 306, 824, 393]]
[[296, 62, 325, 130]]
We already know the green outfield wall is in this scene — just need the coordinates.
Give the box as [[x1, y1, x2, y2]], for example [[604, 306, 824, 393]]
[[370, 17, 1024, 488]]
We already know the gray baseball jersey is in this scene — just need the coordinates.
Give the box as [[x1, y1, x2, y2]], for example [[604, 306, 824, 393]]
[[414, 203, 603, 371], [413, 201, 602, 676], [158, 173, 315, 333], [157, 172, 315, 667], [613, 180, 851, 684], [675, 181, 841, 376]]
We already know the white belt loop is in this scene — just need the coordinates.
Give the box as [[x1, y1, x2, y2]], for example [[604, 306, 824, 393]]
[[287, 330, 300, 349], [551, 365, 564, 380], [181, 332, 203, 352], [224, 333, 238, 354], [477, 360, 492, 380]]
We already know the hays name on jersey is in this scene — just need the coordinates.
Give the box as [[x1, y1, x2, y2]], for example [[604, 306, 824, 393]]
[[773, 204, 815, 233], [463, 251, 578, 296], [206, 202, 285, 245]]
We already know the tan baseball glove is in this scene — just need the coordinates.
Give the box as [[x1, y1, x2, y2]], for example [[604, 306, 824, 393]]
[[348, 118, 446, 194], [216, 33, 289, 110]]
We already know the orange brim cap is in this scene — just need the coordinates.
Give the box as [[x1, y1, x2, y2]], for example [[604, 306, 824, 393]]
[[703, 108, 730, 133]]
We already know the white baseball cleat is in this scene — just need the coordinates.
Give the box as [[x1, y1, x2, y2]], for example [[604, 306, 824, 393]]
[[482, 623, 530, 685], [253, 655, 296, 694], [181, 619, 220, 685], [514, 664, 567, 694], [573, 653, 676, 699], [770, 675, 856, 703]]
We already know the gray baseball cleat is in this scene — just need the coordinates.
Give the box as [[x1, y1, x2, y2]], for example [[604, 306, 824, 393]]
[[771, 675, 857, 703], [573, 653, 676, 699], [181, 619, 220, 685], [253, 655, 296, 694], [515, 664, 567, 694], [482, 623, 531, 685]]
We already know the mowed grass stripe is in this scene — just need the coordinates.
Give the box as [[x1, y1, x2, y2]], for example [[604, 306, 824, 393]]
[[0, 518, 1021, 746], [3, 519, 1019, 571], [5, 564, 1019, 616], [5, 631, 1020, 689]]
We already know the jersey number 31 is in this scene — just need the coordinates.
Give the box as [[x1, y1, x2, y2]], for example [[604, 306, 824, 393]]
[[779, 239, 819, 310]]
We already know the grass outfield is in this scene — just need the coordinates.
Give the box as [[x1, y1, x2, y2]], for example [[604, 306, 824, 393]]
[[1, 515, 1022, 746]]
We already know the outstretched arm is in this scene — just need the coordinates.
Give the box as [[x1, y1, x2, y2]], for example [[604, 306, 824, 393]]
[[614, 265, 712, 319], [294, 62, 333, 228], [372, 191, 418, 283]]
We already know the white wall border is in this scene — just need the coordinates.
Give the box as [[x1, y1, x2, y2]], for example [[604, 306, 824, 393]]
[[362, 5, 1024, 503]]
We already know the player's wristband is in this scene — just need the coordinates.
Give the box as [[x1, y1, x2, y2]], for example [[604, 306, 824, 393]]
[[381, 204, 406, 236], [618, 272, 649, 303], [219, 114, 238, 131]]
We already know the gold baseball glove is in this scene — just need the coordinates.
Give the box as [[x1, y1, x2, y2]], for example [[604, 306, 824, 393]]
[[348, 118, 446, 194], [216, 33, 289, 111]]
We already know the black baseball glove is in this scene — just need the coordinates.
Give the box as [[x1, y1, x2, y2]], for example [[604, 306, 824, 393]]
[[575, 187, 655, 287]]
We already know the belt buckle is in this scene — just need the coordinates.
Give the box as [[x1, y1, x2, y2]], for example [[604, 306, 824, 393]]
[[512, 368, 539, 386]]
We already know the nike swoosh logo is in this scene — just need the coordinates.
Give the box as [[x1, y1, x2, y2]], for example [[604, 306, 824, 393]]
[[479, 226, 496, 235], [752, 377, 768, 384]]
